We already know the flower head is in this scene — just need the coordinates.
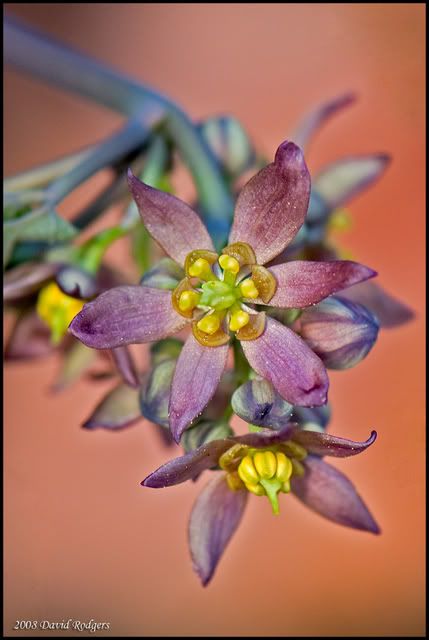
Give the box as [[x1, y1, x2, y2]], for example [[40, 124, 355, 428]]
[[142, 424, 379, 585], [70, 140, 376, 442]]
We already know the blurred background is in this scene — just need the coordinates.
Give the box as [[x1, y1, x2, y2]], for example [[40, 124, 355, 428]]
[[4, 3, 425, 637]]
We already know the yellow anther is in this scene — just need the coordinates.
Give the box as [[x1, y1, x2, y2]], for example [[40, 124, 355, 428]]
[[188, 258, 213, 279], [246, 483, 266, 497], [239, 278, 259, 299], [291, 459, 305, 477], [253, 451, 277, 479], [229, 310, 250, 332], [238, 455, 260, 485], [281, 480, 291, 493], [226, 472, 245, 492], [275, 452, 293, 483], [196, 313, 221, 335], [219, 254, 240, 274], [178, 290, 200, 312]]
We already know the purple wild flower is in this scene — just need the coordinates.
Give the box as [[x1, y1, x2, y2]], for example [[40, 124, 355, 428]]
[[142, 424, 379, 585], [69, 140, 377, 442]]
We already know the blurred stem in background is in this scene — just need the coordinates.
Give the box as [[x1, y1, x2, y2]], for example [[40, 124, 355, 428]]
[[4, 16, 234, 248]]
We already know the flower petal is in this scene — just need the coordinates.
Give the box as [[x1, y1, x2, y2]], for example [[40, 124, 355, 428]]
[[241, 317, 329, 407], [83, 382, 142, 430], [4, 309, 54, 360], [267, 261, 376, 308], [289, 93, 357, 151], [111, 346, 140, 388], [169, 334, 229, 442], [127, 170, 215, 266], [298, 296, 379, 370], [291, 455, 380, 533], [290, 427, 377, 458], [142, 439, 236, 487], [56, 265, 99, 299], [189, 473, 248, 586], [314, 154, 390, 210], [69, 285, 188, 349], [339, 280, 415, 329], [228, 141, 311, 264], [231, 378, 293, 429]]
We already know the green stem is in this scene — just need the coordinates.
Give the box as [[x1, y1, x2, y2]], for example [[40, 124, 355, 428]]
[[232, 339, 251, 386], [4, 16, 234, 247]]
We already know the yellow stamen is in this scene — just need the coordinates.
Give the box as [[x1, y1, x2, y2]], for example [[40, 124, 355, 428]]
[[229, 309, 249, 332], [239, 278, 259, 299], [218, 254, 240, 274], [188, 258, 213, 280], [246, 483, 265, 496], [275, 452, 293, 483], [237, 455, 260, 485], [253, 451, 276, 479], [196, 313, 221, 335], [178, 290, 200, 312], [226, 472, 245, 492], [36, 282, 84, 344]]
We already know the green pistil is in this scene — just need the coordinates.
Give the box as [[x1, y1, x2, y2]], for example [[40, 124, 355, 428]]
[[259, 478, 282, 515], [199, 280, 240, 311]]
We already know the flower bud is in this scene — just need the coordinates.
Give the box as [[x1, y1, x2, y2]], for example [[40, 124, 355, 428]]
[[299, 296, 379, 370]]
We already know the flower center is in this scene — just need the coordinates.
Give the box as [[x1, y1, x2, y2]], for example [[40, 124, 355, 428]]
[[221, 441, 308, 515], [171, 243, 277, 346]]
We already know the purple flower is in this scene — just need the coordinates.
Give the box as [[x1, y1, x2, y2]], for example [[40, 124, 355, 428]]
[[70, 140, 376, 442], [142, 424, 379, 585]]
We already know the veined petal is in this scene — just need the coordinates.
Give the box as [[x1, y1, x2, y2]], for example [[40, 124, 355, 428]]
[[169, 334, 229, 442], [142, 439, 236, 487], [267, 261, 376, 308], [290, 427, 377, 458], [340, 280, 415, 329], [82, 382, 142, 430], [241, 317, 329, 407], [69, 286, 188, 349], [228, 141, 310, 265], [291, 456, 380, 533], [314, 154, 390, 210], [231, 378, 293, 429], [298, 296, 379, 370], [289, 93, 357, 151], [127, 170, 215, 266], [189, 473, 248, 586]]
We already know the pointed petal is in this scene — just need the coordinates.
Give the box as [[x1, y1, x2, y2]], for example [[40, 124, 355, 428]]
[[291, 456, 380, 533], [289, 93, 357, 151], [111, 346, 140, 388], [267, 261, 376, 308], [142, 439, 236, 487], [339, 280, 415, 329], [228, 141, 311, 264], [69, 286, 188, 349], [241, 317, 329, 407], [169, 334, 229, 442], [314, 154, 390, 210], [127, 170, 215, 266], [189, 473, 248, 586], [298, 296, 379, 369], [3, 261, 60, 302], [231, 378, 293, 429], [290, 427, 377, 458], [82, 382, 142, 430], [142, 425, 295, 488]]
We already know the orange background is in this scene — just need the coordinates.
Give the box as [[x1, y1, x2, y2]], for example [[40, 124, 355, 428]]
[[4, 4, 425, 637]]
